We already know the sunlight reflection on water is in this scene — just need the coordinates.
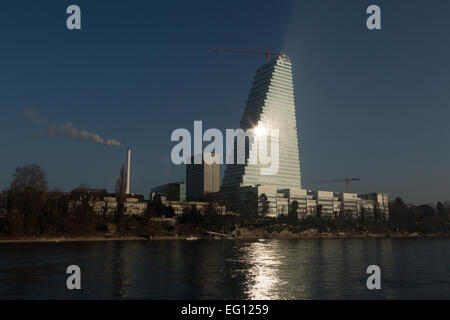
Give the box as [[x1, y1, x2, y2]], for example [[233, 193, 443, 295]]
[[239, 241, 285, 299]]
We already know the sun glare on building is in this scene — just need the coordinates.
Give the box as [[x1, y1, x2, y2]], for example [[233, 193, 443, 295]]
[[253, 123, 266, 137]]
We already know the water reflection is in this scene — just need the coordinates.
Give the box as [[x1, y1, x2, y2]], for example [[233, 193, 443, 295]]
[[0, 238, 448, 299], [230, 239, 397, 299], [107, 242, 135, 298], [238, 240, 285, 299]]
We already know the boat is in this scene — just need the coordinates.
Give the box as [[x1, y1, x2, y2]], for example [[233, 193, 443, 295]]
[[186, 236, 199, 241]]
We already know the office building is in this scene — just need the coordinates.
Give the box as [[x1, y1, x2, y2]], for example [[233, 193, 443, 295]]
[[186, 153, 220, 201], [212, 54, 389, 219], [151, 182, 186, 201], [220, 55, 302, 213], [221, 55, 301, 194]]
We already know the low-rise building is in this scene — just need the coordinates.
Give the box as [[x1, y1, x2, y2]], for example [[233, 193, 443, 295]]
[[153, 197, 227, 216], [333, 195, 342, 218], [104, 197, 118, 215], [214, 185, 389, 220], [124, 195, 147, 216], [340, 193, 359, 218], [67, 189, 147, 216], [313, 190, 335, 218], [225, 186, 308, 218], [359, 193, 389, 221], [279, 188, 308, 217]]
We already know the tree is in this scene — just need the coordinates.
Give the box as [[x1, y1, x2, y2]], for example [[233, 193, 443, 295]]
[[152, 193, 164, 215], [333, 211, 340, 220], [205, 203, 217, 216], [316, 204, 323, 219], [115, 164, 126, 221], [10, 164, 48, 194], [258, 193, 270, 217], [361, 206, 368, 224], [290, 200, 299, 215], [246, 191, 258, 219], [189, 204, 200, 215], [204, 203, 218, 228], [179, 204, 202, 225], [373, 205, 381, 223], [163, 205, 175, 218], [115, 165, 126, 196], [7, 164, 48, 236], [416, 204, 434, 220], [389, 197, 414, 231], [289, 200, 299, 223], [436, 202, 445, 216], [280, 204, 287, 216]]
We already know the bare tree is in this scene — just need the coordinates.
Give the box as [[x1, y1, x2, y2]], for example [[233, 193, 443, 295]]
[[289, 200, 299, 223], [115, 164, 126, 196], [114, 164, 126, 221], [258, 193, 270, 217], [10, 164, 48, 193], [7, 164, 48, 235]]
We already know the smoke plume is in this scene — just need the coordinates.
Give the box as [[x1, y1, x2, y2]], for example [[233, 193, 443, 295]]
[[23, 108, 44, 125], [23, 108, 123, 148]]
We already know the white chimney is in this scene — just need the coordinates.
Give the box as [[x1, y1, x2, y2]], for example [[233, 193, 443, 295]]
[[126, 148, 131, 194]]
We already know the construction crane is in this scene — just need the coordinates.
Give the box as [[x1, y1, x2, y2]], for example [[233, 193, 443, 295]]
[[308, 178, 360, 193], [209, 47, 286, 63]]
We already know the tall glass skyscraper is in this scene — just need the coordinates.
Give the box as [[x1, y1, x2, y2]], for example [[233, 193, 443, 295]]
[[216, 55, 387, 219], [221, 54, 302, 196]]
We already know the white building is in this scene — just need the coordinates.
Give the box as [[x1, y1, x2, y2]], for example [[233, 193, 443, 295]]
[[221, 55, 302, 213], [68, 189, 147, 216], [123, 197, 147, 216]]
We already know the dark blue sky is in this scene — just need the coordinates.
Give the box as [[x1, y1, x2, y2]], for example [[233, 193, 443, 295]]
[[1, 0, 449, 204]]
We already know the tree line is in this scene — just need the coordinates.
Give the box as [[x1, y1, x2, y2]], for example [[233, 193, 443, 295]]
[[0, 164, 449, 237], [0, 164, 236, 237]]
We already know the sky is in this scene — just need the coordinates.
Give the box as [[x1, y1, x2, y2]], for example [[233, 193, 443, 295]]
[[0, 0, 449, 204]]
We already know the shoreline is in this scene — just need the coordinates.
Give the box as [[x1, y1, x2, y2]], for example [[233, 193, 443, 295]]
[[0, 233, 448, 243]]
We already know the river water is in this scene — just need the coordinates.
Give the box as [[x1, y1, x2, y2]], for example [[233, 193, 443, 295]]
[[0, 238, 448, 299]]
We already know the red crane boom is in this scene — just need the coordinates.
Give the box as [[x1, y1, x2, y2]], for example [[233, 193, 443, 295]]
[[209, 47, 286, 63]]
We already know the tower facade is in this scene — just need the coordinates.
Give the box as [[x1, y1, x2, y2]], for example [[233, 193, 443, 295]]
[[221, 55, 302, 194], [186, 153, 220, 201]]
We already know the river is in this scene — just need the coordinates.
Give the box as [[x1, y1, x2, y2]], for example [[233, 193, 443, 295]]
[[0, 238, 448, 299]]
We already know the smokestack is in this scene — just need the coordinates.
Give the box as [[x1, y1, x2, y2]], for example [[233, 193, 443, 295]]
[[126, 148, 131, 194]]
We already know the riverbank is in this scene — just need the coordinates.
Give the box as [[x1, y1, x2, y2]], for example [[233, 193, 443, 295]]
[[0, 235, 145, 243], [236, 232, 448, 240], [0, 234, 189, 243], [0, 232, 448, 243]]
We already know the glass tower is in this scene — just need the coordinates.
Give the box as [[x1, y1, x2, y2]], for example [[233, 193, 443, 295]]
[[221, 55, 302, 195], [186, 153, 220, 201]]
